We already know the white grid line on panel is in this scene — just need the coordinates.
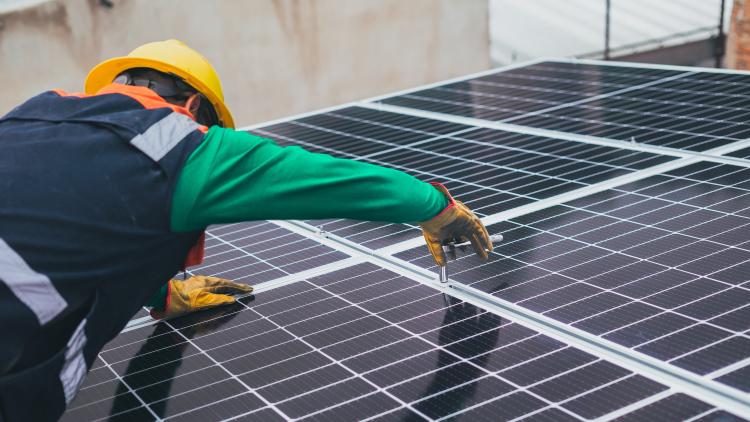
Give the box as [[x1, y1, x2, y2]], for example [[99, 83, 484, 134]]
[[203, 232, 301, 258], [202, 230, 339, 285], [361, 127, 667, 173], [400, 66, 746, 149], [301, 109, 474, 141], [249, 256, 363, 295], [197, 239, 319, 272], [505, 62, 686, 80], [668, 334, 750, 368], [161, 319, 289, 421], [205, 223, 283, 245], [542, 93, 750, 128], [92, 354, 161, 421], [232, 298, 434, 421]]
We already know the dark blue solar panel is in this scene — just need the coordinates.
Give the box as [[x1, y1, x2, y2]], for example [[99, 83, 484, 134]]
[[395, 161, 750, 395], [62, 262, 729, 421], [192, 221, 349, 284], [380, 61, 682, 122], [382, 61, 750, 152]]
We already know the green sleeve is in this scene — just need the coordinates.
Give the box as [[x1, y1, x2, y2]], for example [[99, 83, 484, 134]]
[[170, 126, 448, 232]]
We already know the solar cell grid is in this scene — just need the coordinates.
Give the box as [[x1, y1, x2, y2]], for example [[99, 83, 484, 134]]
[[189, 221, 350, 284], [381, 60, 750, 152], [253, 106, 673, 249], [509, 72, 750, 151], [395, 161, 750, 396], [379, 61, 684, 122], [63, 262, 732, 421]]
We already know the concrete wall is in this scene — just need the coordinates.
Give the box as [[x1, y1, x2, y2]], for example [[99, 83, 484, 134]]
[[0, 0, 490, 125]]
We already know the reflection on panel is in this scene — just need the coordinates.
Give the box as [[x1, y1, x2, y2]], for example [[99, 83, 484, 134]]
[[381, 62, 682, 122], [381, 61, 750, 152], [510, 71, 750, 151]]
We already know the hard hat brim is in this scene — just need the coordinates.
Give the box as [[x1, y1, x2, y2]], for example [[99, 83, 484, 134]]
[[85, 56, 235, 129]]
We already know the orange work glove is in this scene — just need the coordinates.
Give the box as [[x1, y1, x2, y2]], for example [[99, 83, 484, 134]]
[[150, 275, 253, 319], [419, 183, 493, 267]]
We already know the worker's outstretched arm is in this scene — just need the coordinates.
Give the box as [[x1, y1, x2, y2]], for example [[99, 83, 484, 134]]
[[170, 126, 449, 231], [153, 127, 491, 318]]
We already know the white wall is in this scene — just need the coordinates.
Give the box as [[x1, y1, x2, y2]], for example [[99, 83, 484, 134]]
[[489, 0, 726, 65], [0, 0, 490, 125]]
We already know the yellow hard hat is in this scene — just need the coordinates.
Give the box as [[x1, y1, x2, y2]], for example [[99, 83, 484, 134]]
[[85, 39, 234, 128]]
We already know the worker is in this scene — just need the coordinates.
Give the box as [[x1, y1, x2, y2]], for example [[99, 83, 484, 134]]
[[0, 39, 492, 421]]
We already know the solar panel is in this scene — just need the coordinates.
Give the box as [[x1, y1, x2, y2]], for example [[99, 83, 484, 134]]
[[192, 221, 349, 284], [379, 61, 750, 152], [62, 262, 733, 421], [395, 161, 750, 395], [380, 61, 684, 122], [62, 59, 750, 421]]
